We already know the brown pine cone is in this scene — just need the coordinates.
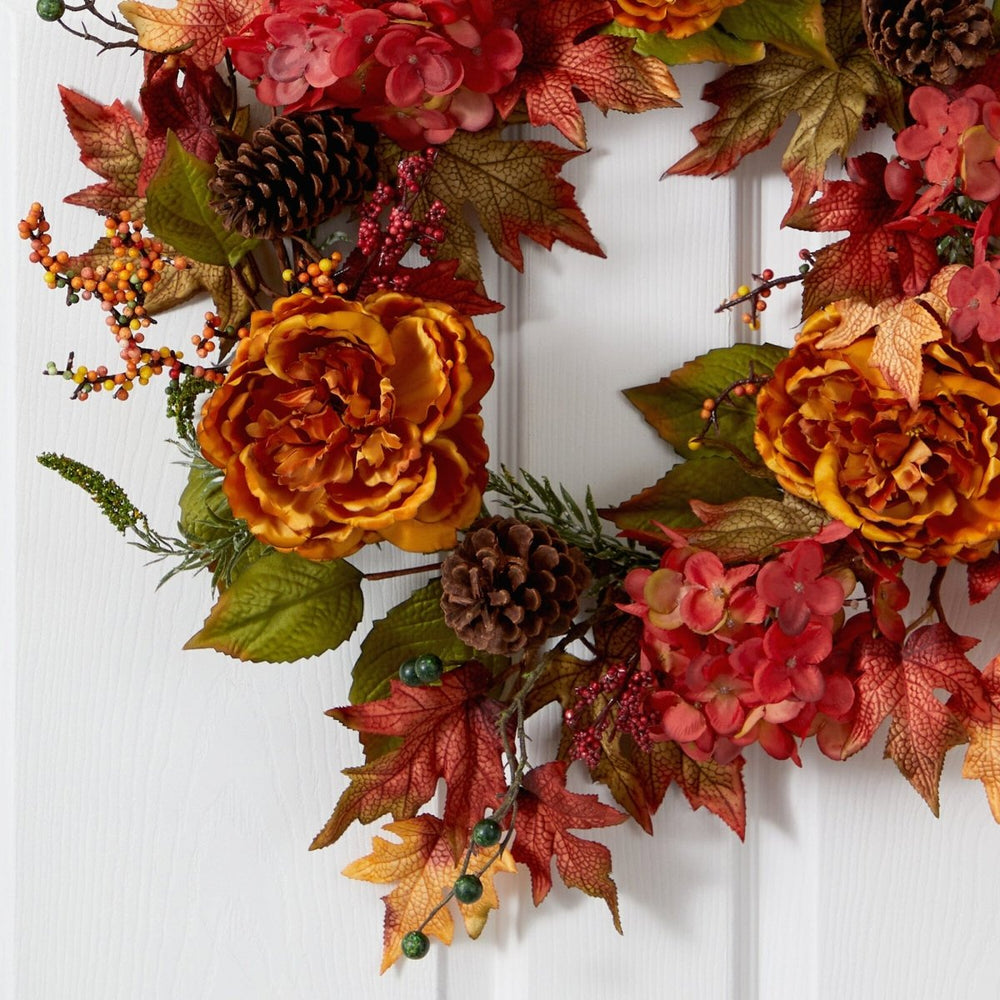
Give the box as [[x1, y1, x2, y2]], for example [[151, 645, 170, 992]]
[[440, 516, 592, 656], [209, 111, 377, 239], [863, 0, 994, 87]]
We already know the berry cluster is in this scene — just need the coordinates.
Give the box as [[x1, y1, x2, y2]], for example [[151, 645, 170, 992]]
[[354, 150, 447, 291], [281, 252, 349, 297], [20, 205, 229, 401], [565, 664, 657, 767], [398, 652, 445, 686]]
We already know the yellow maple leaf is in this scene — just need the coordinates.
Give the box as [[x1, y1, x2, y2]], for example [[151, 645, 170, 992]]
[[817, 295, 946, 408], [343, 814, 515, 973], [119, 0, 266, 71], [963, 655, 1000, 823]]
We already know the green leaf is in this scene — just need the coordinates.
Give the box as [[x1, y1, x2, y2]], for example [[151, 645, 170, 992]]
[[718, 0, 832, 65], [145, 131, 258, 267], [178, 456, 228, 545], [350, 579, 505, 704], [684, 493, 828, 563], [602, 457, 779, 536], [624, 343, 788, 462], [185, 552, 364, 662], [604, 23, 765, 66]]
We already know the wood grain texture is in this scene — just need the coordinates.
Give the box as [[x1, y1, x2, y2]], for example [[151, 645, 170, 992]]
[[10, 7, 1000, 999]]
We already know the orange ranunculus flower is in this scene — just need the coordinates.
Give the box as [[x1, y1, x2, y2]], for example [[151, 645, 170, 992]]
[[611, 0, 745, 37], [197, 290, 494, 560], [754, 302, 1000, 564]]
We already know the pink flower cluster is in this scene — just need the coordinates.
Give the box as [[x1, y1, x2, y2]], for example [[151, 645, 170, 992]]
[[889, 85, 1000, 342], [227, 0, 523, 147], [620, 534, 855, 765]]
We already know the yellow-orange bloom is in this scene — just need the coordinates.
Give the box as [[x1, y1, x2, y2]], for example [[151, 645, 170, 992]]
[[754, 303, 1000, 564], [611, 0, 746, 37], [197, 290, 494, 560]]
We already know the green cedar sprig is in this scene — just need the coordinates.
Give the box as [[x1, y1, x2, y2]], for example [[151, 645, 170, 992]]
[[486, 466, 652, 584]]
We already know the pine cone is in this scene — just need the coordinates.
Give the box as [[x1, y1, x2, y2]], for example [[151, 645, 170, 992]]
[[440, 517, 592, 656], [863, 0, 994, 87], [209, 111, 377, 239]]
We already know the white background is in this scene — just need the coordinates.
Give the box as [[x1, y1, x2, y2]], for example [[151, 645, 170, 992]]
[[6, 4, 1000, 998]]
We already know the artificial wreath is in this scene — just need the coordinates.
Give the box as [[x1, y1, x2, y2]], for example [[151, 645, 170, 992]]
[[19, 0, 1000, 972]]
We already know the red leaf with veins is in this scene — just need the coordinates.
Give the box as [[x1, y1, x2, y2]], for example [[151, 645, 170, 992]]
[[494, 0, 679, 149], [368, 258, 504, 316], [961, 655, 1000, 823], [138, 58, 226, 194], [789, 152, 939, 316], [311, 662, 507, 855], [844, 625, 991, 814], [512, 761, 627, 930], [969, 550, 1000, 605], [60, 86, 147, 215]]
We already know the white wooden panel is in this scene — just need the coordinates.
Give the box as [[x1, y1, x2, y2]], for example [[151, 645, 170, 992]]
[[10, 6, 1000, 999]]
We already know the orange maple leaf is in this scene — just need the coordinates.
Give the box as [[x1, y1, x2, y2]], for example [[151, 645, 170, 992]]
[[59, 85, 147, 216], [120, 0, 266, 71], [844, 625, 991, 815], [962, 655, 1000, 823], [343, 814, 516, 973], [494, 0, 679, 149]]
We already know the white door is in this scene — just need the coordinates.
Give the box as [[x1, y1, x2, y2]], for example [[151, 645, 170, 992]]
[[7, 4, 1000, 998]]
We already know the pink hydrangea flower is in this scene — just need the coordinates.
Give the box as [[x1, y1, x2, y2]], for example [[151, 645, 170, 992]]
[[755, 539, 846, 636]]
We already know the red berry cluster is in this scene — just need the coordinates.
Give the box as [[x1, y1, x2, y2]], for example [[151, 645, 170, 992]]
[[565, 663, 657, 768], [355, 150, 447, 291]]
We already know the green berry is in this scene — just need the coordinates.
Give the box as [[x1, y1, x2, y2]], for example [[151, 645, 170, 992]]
[[401, 930, 430, 960], [452, 874, 483, 904], [471, 818, 502, 847], [398, 658, 421, 686], [414, 652, 443, 683], [36, 0, 65, 21]]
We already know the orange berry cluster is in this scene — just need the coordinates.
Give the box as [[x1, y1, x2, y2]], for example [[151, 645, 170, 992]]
[[21, 203, 228, 401], [282, 252, 349, 297]]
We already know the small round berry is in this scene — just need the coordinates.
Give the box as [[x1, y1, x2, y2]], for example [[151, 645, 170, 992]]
[[401, 931, 430, 960], [36, 0, 65, 21], [452, 874, 483, 904], [399, 658, 421, 686], [414, 652, 443, 683], [472, 818, 502, 848]]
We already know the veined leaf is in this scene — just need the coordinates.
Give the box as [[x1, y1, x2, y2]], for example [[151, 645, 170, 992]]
[[624, 343, 789, 462], [145, 132, 258, 267], [717, 0, 831, 64], [184, 552, 363, 662], [349, 579, 505, 705], [603, 23, 764, 67]]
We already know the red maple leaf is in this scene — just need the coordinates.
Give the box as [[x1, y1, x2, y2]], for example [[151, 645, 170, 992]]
[[512, 760, 627, 930], [60, 86, 148, 216], [968, 550, 1000, 605], [311, 662, 507, 854], [138, 57, 226, 194], [844, 625, 991, 814], [494, 0, 679, 149], [788, 152, 940, 316], [364, 258, 504, 316]]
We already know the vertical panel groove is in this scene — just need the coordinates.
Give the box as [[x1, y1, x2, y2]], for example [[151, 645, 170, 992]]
[[731, 165, 762, 1000]]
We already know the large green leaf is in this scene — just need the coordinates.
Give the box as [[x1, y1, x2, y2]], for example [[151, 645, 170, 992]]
[[624, 343, 788, 463], [350, 578, 505, 704], [145, 131, 257, 267], [604, 23, 764, 66], [185, 552, 364, 662], [602, 457, 779, 537], [718, 0, 831, 65]]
